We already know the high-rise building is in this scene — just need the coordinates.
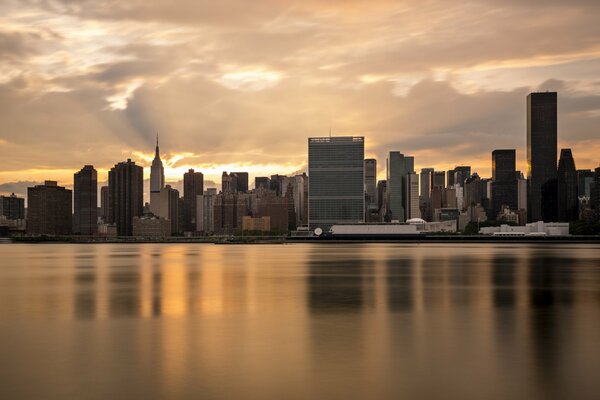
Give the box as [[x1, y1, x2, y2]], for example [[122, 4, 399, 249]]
[[447, 169, 456, 188], [196, 190, 217, 234], [593, 167, 600, 220], [255, 177, 270, 191], [377, 180, 387, 215], [407, 172, 420, 219], [27, 181, 72, 235], [464, 173, 483, 209], [527, 92, 558, 222], [308, 136, 364, 231], [100, 186, 109, 221], [454, 166, 472, 188], [294, 173, 309, 227], [150, 135, 165, 215], [158, 185, 180, 235], [387, 152, 407, 222], [183, 169, 204, 232], [0, 193, 25, 220], [270, 174, 286, 196], [232, 172, 249, 193], [557, 149, 578, 222], [108, 159, 144, 236], [214, 192, 247, 234], [577, 169, 594, 198], [420, 168, 434, 199], [517, 173, 528, 212], [364, 159, 377, 211], [222, 172, 237, 193], [491, 150, 518, 218], [433, 171, 445, 189], [73, 165, 98, 235]]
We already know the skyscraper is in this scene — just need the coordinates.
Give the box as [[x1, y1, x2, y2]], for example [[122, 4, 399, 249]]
[[364, 159, 377, 212], [100, 186, 110, 221], [407, 172, 420, 219], [491, 150, 518, 219], [420, 168, 434, 199], [308, 136, 364, 231], [232, 172, 249, 193], [74, 165, 98, 235], [150, 134, 165, 215], [557, 149, 578, 222], [577, 169, 594, 198], [387, 152, 407, 221], [255, 177, 270, 191], [433, 171, 445, 189], [527, 92, 558, 222], [27, 181, 72, 235], [108, 159, 144, 236], [593, 167, 600, 221], [183, 169, 204, 232], [454, 166, 472, 188], [158, 185, 180, 235], [222, 172, 237, 193]]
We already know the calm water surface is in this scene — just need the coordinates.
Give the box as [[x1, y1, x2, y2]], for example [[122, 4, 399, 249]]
[[1, 243, 600, 399]]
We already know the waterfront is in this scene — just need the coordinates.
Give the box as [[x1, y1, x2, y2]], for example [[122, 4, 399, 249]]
[[1, 243, 600, 399]]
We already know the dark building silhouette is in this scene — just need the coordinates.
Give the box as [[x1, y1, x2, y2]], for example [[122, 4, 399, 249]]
[[27, 181, 72, 235], [577, 169, 594, 198], [447, 169, 455, 187], [255, 177, 270, 191], [183, 169, 203, 232], [557, 149, 578, 222], [433, 171, 445, 189], [269, 174, 286, 196], [0, 193, 25, 220], [73, 165, 98, 235], [221, 172, 237, 193], [527, 92, 558, 222], [454, 166, 472, 188], [108, 159, 143, 236], [491, 150, 518, 218], [364, 159, 377, 212], [256, 191, 289, 232], [464, 173, 483, 209], [592, 167, 600, 220], [232, 172, 249, 193], [159, 185, 180, 235], [100, 186, 109, 221]]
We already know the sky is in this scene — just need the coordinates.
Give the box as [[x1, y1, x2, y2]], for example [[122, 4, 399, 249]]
[[1, 0, 600, 197]]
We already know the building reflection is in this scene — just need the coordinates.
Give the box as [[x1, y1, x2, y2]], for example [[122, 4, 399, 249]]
[[492, 254, 517, 308], [306, 247, 368, 314], [386, 257, 414, 313]]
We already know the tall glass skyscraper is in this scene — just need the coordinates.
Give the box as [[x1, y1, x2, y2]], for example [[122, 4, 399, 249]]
[[308, 136, 364, 231], [527, 92, 557, 222]]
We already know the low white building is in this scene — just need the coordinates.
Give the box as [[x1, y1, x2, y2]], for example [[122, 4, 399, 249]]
[[479, 221, 570, 236]]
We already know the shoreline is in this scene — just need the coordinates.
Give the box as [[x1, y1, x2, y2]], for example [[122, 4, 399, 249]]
[[3, 235, 600, 244]]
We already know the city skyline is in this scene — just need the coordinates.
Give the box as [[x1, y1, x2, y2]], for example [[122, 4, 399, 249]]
[[2, 1, 600, 192]]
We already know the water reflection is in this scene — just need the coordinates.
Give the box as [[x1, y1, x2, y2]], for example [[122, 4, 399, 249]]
[[1, 243, 600, 400]]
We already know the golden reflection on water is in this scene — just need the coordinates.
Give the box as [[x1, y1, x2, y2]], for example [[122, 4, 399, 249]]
[[1, 243, 600, 400]]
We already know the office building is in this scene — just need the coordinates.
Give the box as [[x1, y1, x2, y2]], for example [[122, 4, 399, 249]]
[[73, 165, 98, 235], [27, 181, 72, 235], [132, 216, 171, 237], [454, 166, 472, 188], [527, 92, 558, 222], [433, 171, 445, 189], [557, 149, 578, 222], [214, 192, 248, 234], [108, 159, 144, 236], [232, 172, 249, 193], [517, 173, 528, 212], [270, 174, 286, 196], [420, 168, 434, 199], [407, 172, 420, 219], [364, 159, 377, 211], [593, 167, 600, 220], [577, 169, 594, 198], [0, 193, 25, 220], [464, 174, 483, 209], [222, 172, 237, 193], [150, 135, 165, 215], [308, 136, 364, 230], [387, 152, 407, 221], [491, 150, 518, 218], [183, 169, 203, 232], [196, 189, 217, 234], [100, 186, 109, 221], [158, 185, 180, 235], [255, 177, 270, 191]]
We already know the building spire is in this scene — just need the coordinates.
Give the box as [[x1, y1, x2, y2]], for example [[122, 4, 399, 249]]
[[155, 131, 160, 159]]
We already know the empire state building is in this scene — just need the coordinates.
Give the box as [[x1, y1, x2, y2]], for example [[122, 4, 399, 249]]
[[150, 134, 165, 214]]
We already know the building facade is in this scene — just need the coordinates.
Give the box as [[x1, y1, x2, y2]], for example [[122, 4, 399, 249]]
[[491, 149, 518, 219], [364, 159, 377, 212], [308, 136, 364, 230], [183, 169, 204, 232], [557, 149, 578, 222], [73, 165, 98, 235], [27, 181, 72, 235], [108, 159, 144, 236], [527, 92, 558, 222], [0, 193, 25, 220]]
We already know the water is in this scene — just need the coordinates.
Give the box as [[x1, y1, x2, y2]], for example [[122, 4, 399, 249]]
[[1, 243, 600, 400]]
